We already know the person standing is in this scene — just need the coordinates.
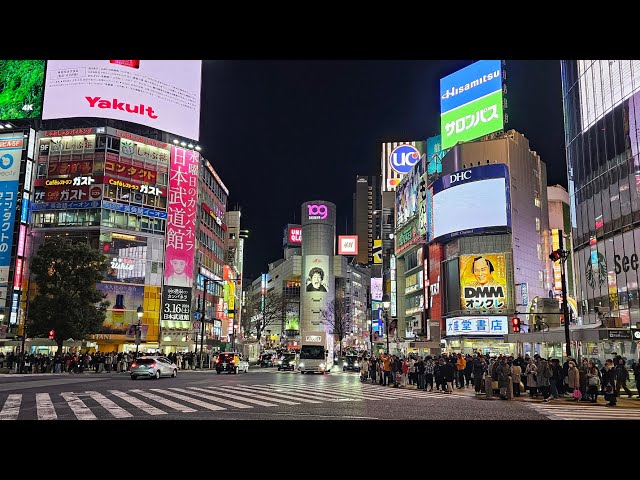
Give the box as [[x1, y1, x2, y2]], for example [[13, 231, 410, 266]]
[[536, 355, 553, 402], [511, 360, 522, 397], [525, 358, 538, 397], [456, 353, 466, 389], [496, 357, 512, 400], [567, 360, 580, 400], [586, 361, 601, 403], [633, 360, 640, 398], [549, 358, 562, 399], [382, 353, 392, 386], [602, 359, 617, 407], [464, 355, 473, 387], [424, 356, 434, 391]]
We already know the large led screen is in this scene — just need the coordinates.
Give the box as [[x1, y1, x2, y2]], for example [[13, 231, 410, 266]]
[[431, 164, 510, 241], [440, 60, 503, 150], [42, 60, 202, 140], [0, 60, 45, 120]]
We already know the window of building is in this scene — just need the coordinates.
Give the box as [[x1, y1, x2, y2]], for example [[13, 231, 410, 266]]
[[535, 217, 541, 232], [539, 270, 544, 288], [534, 191, 540, 208], [537, 243, 542, 260]]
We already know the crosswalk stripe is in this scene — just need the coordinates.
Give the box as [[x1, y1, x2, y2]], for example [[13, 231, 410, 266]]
[[357, 384, 439, 398], [108, 390, 167, 416], [149, 388, 226, 411], [0, 394, 22, 420], [85, 391, 133, 419], [61, 392, 97, 420], [130, 389, 197, 413], [36, 393, 57, 420], [223, 385, 314, 404], [170, 388, 253, 409], [240, 385, 325, 403], [329, 384, 418, 399], [526, 403, 640, 420], [271, 383, 385, 400], [196, 387, 281, 407], [265, 384, 363, 401]]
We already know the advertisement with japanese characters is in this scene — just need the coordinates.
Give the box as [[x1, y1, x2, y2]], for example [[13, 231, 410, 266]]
[[164, 146, 199, 288], [0, 136, 23, 297], [445, 316, 508, 336], [459, 254, 508, 311], [42, 60, 202, 140], [161, 285, 192, 324]]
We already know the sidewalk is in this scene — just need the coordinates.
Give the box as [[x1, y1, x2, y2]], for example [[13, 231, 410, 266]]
[[0, 367, 220, 377]]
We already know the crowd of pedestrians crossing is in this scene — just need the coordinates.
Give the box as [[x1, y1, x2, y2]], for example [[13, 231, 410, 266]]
[[357, 351, 640, 407]]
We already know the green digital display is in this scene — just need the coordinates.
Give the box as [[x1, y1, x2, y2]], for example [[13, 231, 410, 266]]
[[0, 60, 45, 120]]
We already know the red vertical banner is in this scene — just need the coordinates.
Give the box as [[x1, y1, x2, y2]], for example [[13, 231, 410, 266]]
[[429, 243, 443, 329], [164, 146, 199, 287]]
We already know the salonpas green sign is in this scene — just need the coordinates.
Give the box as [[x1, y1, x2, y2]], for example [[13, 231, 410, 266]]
[[396, 222, 420, 255], [440, 89, 504, 150]]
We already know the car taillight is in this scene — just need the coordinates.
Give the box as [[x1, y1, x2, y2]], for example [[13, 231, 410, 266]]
[[217, 357, 222, 363], [230, 359, 235, 364], [150, 362, 156, 368], [131, 362, 137, 368]]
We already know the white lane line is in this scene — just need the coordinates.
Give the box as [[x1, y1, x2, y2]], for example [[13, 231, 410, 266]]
[[0, 394, 22, 420], [130, 389, 197, 413], [149, 388, 226, 411], [277, 383, 391, 400], [240, 384, 327, 403], [266, 384, 365, 401], [358, 384, 469, 399], [60, 392, 97, 420], [36, 393, 57, 420], [222, 385, 311, 405], [196, 387, 282, 407], [108, 390, 167, 416], [171, 388, 253, 409], [85, 391, 132, 419]]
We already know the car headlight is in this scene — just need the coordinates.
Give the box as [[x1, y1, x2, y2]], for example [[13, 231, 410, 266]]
[[354, 363, 359, 367], [319, 363, 325, 369], [298, 363, 305, 368], [343, 362, 347, 366], [278, 361, 282, 364]]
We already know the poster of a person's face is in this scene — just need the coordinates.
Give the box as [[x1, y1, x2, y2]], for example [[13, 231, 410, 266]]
[[304, 255, 329, 293], [164, 254, 193, 287], [459, 253, 507, 311]]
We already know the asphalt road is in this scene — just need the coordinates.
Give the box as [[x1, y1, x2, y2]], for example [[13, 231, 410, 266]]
[[2, 367, 639, 421]]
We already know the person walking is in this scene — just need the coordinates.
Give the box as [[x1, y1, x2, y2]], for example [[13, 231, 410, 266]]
[[567, 360, 581, 400], [456, 353, 466, 389], [602, 359, 617, 407], [614, 357, 633, 398]]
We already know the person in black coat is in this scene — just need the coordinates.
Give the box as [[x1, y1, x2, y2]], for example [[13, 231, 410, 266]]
[[443, 359, 456, 393], [602, 359, 617, 407]]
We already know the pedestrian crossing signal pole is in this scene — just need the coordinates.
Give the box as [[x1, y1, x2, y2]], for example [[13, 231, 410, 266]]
[[135, 305, 143, 356], [549, 230, 572, 358]]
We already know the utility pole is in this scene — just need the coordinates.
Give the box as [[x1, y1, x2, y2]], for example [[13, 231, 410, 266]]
[[199, 277, 208, 368], [559, 232, 572, 358]]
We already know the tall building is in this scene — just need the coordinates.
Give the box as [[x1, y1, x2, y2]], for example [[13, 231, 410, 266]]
[[436, 130, 551, 356], [352, 175, 380, 265], [560, 60, 640, 356]]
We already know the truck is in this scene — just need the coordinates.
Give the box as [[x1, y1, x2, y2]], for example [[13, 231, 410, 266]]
[[298, 332, 332, 374]]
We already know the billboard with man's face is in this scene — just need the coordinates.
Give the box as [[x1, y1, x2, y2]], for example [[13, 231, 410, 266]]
[[459, 253, 508, 312]]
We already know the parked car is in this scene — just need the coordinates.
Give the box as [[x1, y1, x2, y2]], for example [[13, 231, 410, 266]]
[[342, 355, 361, 372], [277, 353, 297, 371], [131, 356, 178, 380], [216, 352, 249, 374]]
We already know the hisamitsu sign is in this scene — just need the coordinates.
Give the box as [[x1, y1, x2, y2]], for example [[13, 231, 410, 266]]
[[445, 316, 508, 336]]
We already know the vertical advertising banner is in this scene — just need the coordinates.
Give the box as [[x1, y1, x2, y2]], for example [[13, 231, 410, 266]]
[[371, 277, 383, 301], [304, 255, 329, 293], [164, 146, 199, 288], [161, 285, 192, 324], [429, 244, 443, 325], [459, 254, 508, 311], [440, 60, 504, 150], [373, 239, 382, 264], [0, 136, 23, 302]]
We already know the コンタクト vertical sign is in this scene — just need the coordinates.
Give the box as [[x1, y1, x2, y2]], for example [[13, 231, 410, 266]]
[[0, 135, 23, 314], [161, 146, 199, 323], [440, 60, 504, 150]]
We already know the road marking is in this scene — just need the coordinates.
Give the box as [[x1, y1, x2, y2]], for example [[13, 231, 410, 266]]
[[85, 391, 132, 418], [170, 388, 253, 409], [222, 385, 313, 404], [280, 383, 394, 400], [61, 392, 97, 420], [108, 390, 167, 416], [526, 403, 640, 420], [0, 394, 22, 420], [196, 387, 282, 407], [149, 388, 226, 411], [239, 384, 325, 403], [267, 384, 365, 401], [36, 393, 57, 420], [130, 389, 197, 413]]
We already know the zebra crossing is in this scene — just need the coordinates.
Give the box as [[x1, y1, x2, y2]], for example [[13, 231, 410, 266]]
[[526, 401, 640, 420], [0, 381, 467, 420]]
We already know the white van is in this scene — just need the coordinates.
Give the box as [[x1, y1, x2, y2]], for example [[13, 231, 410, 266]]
[[298, 332, 331, 374]]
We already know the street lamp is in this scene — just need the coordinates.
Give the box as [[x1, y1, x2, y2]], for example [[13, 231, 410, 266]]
[[135, 305, 143, 356], [382, 293, 390, 354]]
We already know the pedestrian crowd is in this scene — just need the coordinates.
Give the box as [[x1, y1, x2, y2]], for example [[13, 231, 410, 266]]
[[356, 351, 640, 407]]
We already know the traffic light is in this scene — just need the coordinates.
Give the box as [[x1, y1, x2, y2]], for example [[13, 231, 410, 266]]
[[549, 250, 563, 262], [48, 329, 55, 340], [511, 317, 521, 333]]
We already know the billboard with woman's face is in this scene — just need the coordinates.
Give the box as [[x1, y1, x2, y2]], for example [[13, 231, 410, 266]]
[[305, 255, 329, 293]]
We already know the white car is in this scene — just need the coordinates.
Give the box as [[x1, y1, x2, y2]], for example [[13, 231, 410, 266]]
[[130, 356, 178, 380]]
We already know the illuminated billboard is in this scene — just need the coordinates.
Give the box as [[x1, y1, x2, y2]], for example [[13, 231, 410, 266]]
[[338, 235, 358, 255], [164, 146, 199, 288], [426, 135, 449, 176], [431, 163, 510, 241], [42, 60, 202, 140], [371, 277, 382, 301], [283, 224, 302, 247], [440, 60, 503, 150], [373, 239, 382, 264], [381, 141, 427, 192], [459, 254, 508, 312], [304, 255, 329, 293], [0, 60, 45, 120], [445, 316, 508, 336]]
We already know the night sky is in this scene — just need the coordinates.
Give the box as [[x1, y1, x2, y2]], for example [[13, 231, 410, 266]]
[[200, 60, 566, 283]]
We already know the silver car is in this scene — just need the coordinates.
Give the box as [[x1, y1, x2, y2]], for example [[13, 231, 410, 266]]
[[130, 356, 178, 380]]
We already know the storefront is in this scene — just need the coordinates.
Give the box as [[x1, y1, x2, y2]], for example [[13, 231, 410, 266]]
[[443, 316, 513, 355]]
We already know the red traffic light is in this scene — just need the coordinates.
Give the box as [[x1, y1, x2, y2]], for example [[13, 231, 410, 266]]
[[48, 329, 55, 339], [511, 317, 520, 333], [549, 250, 562, 262]]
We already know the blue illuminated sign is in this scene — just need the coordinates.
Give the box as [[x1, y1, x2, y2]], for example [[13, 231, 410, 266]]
[[440, 60, 502, 114], [102, 201, 168, 219], [20, 194, 29, 223]]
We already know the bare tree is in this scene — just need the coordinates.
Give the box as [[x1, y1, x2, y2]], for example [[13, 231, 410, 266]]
[[247, 290, 285, 347], [320, 297, 350, 357]]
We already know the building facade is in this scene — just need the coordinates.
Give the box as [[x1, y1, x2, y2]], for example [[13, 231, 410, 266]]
[[352, 175, 381, 265]]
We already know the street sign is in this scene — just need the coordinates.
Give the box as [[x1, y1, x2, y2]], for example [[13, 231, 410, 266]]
[[192, 321, 201, 331], [193, 311, 202, 320], [631, 328, 640, 340], [608, 329, 632, 340]]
